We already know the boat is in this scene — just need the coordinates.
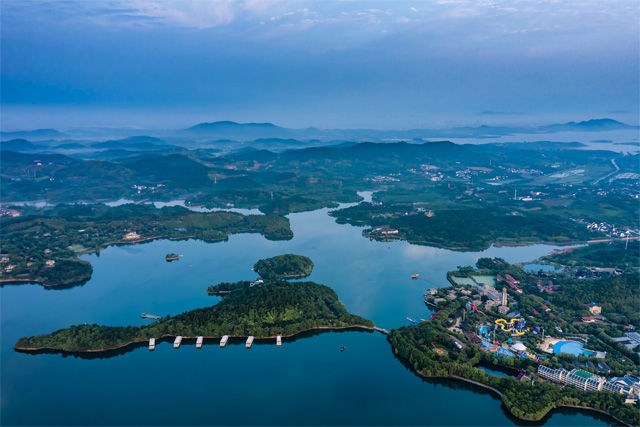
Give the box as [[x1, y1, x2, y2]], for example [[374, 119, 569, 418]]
[[411, 273, 419, 279], [276, 335, 282, 347], [246, 336, 254, 349], [220, 335, 229, 348], [406, 317, 418, 324], [149, 338, 155, 351], [173, 336, 182, 349], [196, 336, 203, 349], [341, 347, 346, 352]]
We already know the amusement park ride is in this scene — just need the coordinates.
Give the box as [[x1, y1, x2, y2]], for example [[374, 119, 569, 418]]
[[495, 318, 529, 335]]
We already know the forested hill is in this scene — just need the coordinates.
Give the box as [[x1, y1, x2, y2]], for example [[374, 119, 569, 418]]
[[15, 280, 374, 353], [254, 254, 314, 280]]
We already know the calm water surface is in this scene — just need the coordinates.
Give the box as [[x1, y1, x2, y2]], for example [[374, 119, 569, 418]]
[[1, 199, 616, 426]]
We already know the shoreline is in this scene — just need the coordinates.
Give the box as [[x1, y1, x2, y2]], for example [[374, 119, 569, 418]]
[[392, 346, 630, 426], [14, 324, 386, 354]]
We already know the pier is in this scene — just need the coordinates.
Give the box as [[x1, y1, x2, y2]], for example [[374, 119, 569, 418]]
[[196, 336, 203, 349], [173, 336, 182, 349], [220, 335, 229, 348], [246, 336, 254, 348], [149, 338, 155, 351]]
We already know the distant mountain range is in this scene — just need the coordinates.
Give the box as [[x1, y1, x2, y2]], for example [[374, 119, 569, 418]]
[[2, 119, 637, 147], [179, 118, 639, 141], [0, 129, 65, 140]]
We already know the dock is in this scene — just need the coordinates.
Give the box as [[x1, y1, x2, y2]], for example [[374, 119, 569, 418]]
[[220, 335, 229, 348], [246, 336, 254, 349], [173, 336, 182, 349], [141, 313, 161, 320], [277, 335, 282, 346], [196, 336, 203, 349], [149, 338, 155, 351]]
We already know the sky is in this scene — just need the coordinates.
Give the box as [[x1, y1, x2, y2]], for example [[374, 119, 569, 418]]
[[1, 0, 639, 130]]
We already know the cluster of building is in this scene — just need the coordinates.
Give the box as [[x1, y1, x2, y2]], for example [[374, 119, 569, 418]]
[[612, 332, 640, 351], [538, 366, 640, 399], [497, 274, 523, 293], [584, 221, 631, 238], [368, 175, 400, 183], [0, 208, 21, 217]]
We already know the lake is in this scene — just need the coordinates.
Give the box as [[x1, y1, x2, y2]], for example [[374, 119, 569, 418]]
[[0, 198, 617, 426]]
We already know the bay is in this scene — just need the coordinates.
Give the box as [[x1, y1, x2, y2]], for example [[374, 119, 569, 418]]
[[0, 197, 616, 426]]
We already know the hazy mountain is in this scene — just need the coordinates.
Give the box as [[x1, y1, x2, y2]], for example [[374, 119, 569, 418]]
[[0, 139, 42, 152], [540, 118, 637, 132], [1, 129, 65, 140], [0, 150, 77, 165]]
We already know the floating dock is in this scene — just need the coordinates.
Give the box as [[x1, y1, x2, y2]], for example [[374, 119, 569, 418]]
[[196, 336, 203, 349], [173, 336, 182, 349], [220, 335, 229, 348], [277, 335, 282, 346], [149, 338, 155, 351], [246, 336, 254, 349], [141, 313, 161, 320]]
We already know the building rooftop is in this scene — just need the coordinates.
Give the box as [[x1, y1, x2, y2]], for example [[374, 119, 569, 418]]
[[573, 370, 593, 379]]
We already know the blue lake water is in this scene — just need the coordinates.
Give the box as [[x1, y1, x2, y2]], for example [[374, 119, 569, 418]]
[[1, 199, 617, 426]]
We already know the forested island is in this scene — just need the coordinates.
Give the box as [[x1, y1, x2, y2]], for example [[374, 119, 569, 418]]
[[0, 204, 292, 287], [253, 254, 314, 280], [15, 276, 374, 353]]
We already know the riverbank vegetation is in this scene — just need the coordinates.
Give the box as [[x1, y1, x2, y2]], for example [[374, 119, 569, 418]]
[[254, 254, 314, 280], [0, 204, 292, 287], [15, 280, 374, 352]]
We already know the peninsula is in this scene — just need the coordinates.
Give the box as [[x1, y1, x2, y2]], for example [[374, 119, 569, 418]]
[[15, 261, 374, 353], [0, 204, 293, 288]]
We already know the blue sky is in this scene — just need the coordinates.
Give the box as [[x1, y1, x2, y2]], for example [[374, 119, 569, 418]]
[[1, 0, 639, 130]]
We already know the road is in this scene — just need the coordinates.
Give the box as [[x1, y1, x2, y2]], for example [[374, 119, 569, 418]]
[[593, 158, 619, 185]]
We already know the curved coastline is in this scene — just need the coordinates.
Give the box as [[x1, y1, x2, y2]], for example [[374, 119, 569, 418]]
[[394, 352, 629, 427]]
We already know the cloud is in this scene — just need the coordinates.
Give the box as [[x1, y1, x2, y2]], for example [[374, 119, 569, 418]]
[[121, 0, 236, 28]]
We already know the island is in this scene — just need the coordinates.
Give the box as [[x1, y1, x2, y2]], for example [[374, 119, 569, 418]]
[[165, 253, 182, 261], [388, 257, 639, 426], [0, 204, 293, 288], [253, 254, 314, 281], [15, 258, 375, 353]]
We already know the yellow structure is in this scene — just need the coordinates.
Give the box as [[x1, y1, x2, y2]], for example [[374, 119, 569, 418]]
[[495, 318, 529, 335]]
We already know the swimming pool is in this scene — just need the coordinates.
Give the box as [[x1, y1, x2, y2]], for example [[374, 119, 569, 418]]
[[553, 340, 592, 357]]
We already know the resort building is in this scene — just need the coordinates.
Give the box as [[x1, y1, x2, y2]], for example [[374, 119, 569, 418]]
[[588, 304, 602, 315], [538, 367, 639, 396], [123, 232, 140, 240]]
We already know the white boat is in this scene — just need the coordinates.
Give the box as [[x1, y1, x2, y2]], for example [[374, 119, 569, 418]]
[[196, 336, 203, 349], [173, 336, 182, 349], [246, 336, 254, 348], [220, 335, 229, 348], [149, 338, 155, 351], [276, 335, 282, 347]]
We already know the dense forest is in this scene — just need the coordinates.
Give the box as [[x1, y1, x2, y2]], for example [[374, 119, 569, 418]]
[[15, 280, 374, 352], [542, 241, 640, 269], [387, 310, 638, 426], [0, 204, 292, 287], [332, 203, 597, 251], [253, 254, 314, 280]]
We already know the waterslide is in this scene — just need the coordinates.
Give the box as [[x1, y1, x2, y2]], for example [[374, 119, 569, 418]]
[[495, 318, 528, 335]]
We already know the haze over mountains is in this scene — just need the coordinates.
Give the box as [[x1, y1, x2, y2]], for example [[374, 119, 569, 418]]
[[1, 118, 637, 143]]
